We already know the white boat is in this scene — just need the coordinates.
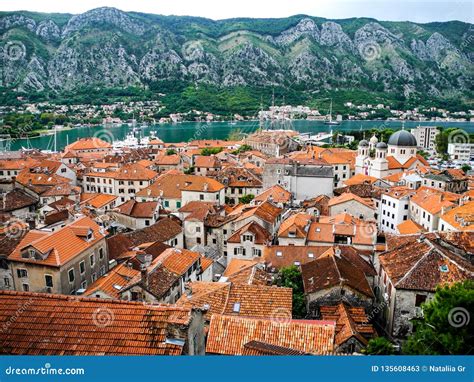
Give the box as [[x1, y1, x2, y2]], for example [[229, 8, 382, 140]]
[[113, 133, 152, 149], [324, 99, 341, 126]]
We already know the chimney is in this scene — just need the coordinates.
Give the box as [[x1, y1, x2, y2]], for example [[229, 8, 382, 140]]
[[140, 264, 148, 288], [140, 255, 153, 288], [203, 183, 209, 192], [184, 283, 192, 297]]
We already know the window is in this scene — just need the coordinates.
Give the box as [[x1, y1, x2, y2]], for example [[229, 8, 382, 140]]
[[68, 269, 75, 283], [99, 248, 104, 260], [145, 220, 150, 226], [22, 283, 29, 292], [4, 278, 10, 287], [276, 251, 283, 257], [200, 194, 204, 201], [90, 254, 95, 267], [415, 294, 427, 307], [196, 226, 201, 233], [164, 201, 169, 208], [45, 275, 53, 288], [81, 281, 87, 289], [243, 234, 253, 242], [17, 269, 28, 278], [253, 248, 262, 257], [79, 261, 85, 275], [176, 201, 181, 208], [232, 302, 241, 313]]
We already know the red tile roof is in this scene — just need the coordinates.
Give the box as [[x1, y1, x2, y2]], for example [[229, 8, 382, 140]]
[[115, 200, 158, 218], [254, 185, 292, 204], [227, 221, 271, 244], [9, 216, 105, 267], [177, 282, 292, 321], [0, 291, 193, 355], [320, 303, 377, 347], [301, 250, 374, 298], [379, 234, 474, 292], [66, 137, 112, 151], [206, 314, 335, 355], [264, 245, 332, 269]]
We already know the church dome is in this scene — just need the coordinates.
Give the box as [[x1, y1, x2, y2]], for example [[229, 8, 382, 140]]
[[388, 130, 417, 147], [370, 134, 379, 144], [376, 142, 387, 149], [359, 140, 369, 147]]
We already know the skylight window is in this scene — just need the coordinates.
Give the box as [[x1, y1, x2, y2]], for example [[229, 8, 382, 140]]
[[276, 251, 282, 257], [439, 265, 449, 273], [232, 302, 241, 313]]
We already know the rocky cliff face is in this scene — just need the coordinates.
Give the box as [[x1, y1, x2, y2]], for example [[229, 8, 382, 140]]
[[0, 7, 472, 98]]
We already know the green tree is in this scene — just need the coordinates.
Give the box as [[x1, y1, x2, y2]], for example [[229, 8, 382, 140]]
[[461, 164, 471, 173], [239, 194, 255, 204], [403, 280, 474, 355], [232, 144, 252, 155], [435, 127, 460, 155], [166, 149, 177, 155], [417, 150, 430, 160], [201, 147, 222, 156], [274, 266, 307, 319], [362, 337, 396, 355]]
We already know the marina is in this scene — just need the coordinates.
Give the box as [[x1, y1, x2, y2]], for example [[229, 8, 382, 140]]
[[1, 120, 473, 152]]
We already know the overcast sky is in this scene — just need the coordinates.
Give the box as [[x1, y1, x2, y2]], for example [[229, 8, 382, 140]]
[[1, 0, 472, 23]]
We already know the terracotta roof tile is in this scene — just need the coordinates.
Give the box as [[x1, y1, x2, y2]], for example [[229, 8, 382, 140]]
[[328, 193, 375, 210], [206, 314, 335, 355], [301, 250, 374, 298], [177, 282, 291, 321], [9, 216, 105, 267], [115, 200, 158, 218], [264, 246, 331, 269], [66, 137, 112, 151], [379, 233, 474, 292], [254, 185, 291, 204], [320, 303, 376, 347], [227, 221, 271, 244], [136, 173, 224, 199], [440, 201, 474, 231], [85, 263, 140, 299], [0, 291, 192, 355]]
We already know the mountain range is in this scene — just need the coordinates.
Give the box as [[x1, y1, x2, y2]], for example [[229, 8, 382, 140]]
[[0, 7, 473, 110]]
